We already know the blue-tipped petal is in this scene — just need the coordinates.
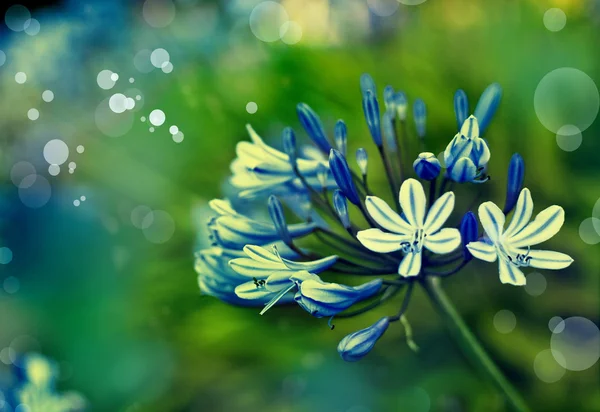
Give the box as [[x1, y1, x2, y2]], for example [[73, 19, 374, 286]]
[[297, 103, 331, 153], [383, 85, 395, 112], [362, 90, 382, 147], [459, 212, 478, 261], [268, 195, 292, 245], [333, 190, 351, 229], [360, 73, 376, 96], [413, 152, 441, 181], [413, 98, 426, 138], [474, 83, 502, 134], [394, 92, 408, 121], [504, 153, 525, 214], [382, 111, 397, 151], [356, 148, 368, 176], [282, 127, 296, 163], [329, 149, 360, 205], [295, 278, 382, 318], [334, 120, 347, 156], [454, 89, 469, 130], [338, 317, 390, 362]]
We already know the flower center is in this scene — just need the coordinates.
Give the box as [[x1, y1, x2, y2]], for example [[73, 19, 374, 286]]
[[400, 229, 425, 254], [496, 243, 532, 267]]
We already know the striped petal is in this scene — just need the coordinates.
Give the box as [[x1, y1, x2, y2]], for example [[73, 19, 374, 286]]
[[460, 115, 480, 139], [357, 228, 406, 253], [243, 245, 281, 264], [498, 259, 526, 286], [526, 249, 574, 270], [365, 196, 413, 234], [398, 251, 422, 277], [399, 178, 426, 228], [478, 201, 505, 242], [229, 258, 286, 278], [508, 206, 564, 248], [424, 228, 461, 254], [504, 188, 533, 238], [424, 191, 455, 234], [449, 157, 477, 183], [235, 281, 280, 300], [466, 241, 498, 262]]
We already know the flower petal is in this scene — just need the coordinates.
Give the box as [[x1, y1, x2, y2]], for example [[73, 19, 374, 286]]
[[449, 157, 477, 183], [424, 191, 455, 233], [526, 249, 574, 270], [398, 251, 422, 277], [229, 258, 286, 278], [478, 201, 505, 242], [243, 245, 281, 264], [509, 205, 564, 248], [399, 178, 426, 228], [504, 188, 533, 238], [460, 115, 480, 139], [357, 228, 407, 253], [498, 259, 526, 286], [365, 196, 413, 234], [424, 228, 461, 254], [235, 281, 280, 300], [466, 241, 498, 262]]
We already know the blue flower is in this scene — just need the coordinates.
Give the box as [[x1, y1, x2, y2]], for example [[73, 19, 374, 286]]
[[208, 199, 316, 249], [454, 89, 469, 130], [466, 188, 573, 286], [413, 98, 427, 138], [504, 153, 525, 214], [474, 83, 502, 134], [337, 317, 390, 362], [459, 212, 479, 261], [293, 277, 382, 318], [444, 115, 491, 183], [357, 179, 461, 277], [297, 103, 332, 153], [362, 90, 382, 147], [329, 149, 361, 205], [413, 152, 441, 181], [334, 120, 347, 156], [230, 125, 336, 199]]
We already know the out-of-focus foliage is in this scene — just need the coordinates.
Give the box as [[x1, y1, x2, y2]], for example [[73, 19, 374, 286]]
[[0, 0, 599, 411]]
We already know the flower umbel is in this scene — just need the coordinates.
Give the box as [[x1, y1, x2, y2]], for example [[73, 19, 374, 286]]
[[194, 71, 573, 396]]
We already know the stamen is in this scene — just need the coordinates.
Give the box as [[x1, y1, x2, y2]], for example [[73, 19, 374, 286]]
[[260, 283, 296, 315]]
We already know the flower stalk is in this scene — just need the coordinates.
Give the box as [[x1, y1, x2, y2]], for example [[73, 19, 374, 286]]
[[422, 277, 530, 412]]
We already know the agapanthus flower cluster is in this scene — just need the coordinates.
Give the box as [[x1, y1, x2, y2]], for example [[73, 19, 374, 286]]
[[0, 353, 86, 411], [195, 74, 573, 361]]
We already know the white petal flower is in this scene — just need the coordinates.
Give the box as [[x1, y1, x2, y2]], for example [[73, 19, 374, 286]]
[[466, 188, 573, 286], [357, 178, 461, 277]]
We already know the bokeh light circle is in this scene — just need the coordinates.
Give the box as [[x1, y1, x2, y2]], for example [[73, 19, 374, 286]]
[[18, 175, 51, 208], [43, 139, 69, 165], [172, 131, 184, 143], [0, 247, 13, 264], [134, 49, 154, 73], [97, 70, 117, 90], [24, 18, 40, 36], [131, 205, 153, 229], [534, 68, 599, 133], [11, 162, 36, 186], [95, 97, 134, 137], [592, 198, 600, 235], [0, 50, 6, 66], [555, 124, 582, 151], [549, 317, 565, 333], [367, 0, 400, 16], [543, 8, 566, 32], [109, 93, 128, 114], [27, 109, 39, 121], [551, 316, 600, 371], [149, 109, 166, 126], [48, 164, 60, 176], [246, 102, 258, 114], [249, 2, 289, 43], [578, 218, 600, 245], [42, 90, 54, 102], [280, 21, 302, 45], [151, 48, 170, 68], [534, 349, 565, 383], [398, 0, 428, 5], [142, 210, 175, 244], [3, 277, 20, 294], [143, 0, 176, 28], [5, 5, 31, 32], [493, 310, 517, 334], [524, 272, 547, 296], [15, 72, 27, 84], [162, 62, 174, 74]]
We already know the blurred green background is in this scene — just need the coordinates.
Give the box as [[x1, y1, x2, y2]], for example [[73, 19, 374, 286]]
[[0, 0, 599, 410]]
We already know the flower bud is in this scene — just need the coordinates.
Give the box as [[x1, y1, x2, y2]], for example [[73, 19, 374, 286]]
[[459, 211, 478, 261], [362, 90, 382, 147], [382, 111, 397, 151], [268, 195, 292, 245], [334, 119, 347, 156], [359, 73, 376, 96], [383, 85, 395, 112], [329, 149, 361, 205], [413, 98, 426, 138], [333, 190, 350, 229], [297, 103, 331, 153], [394, 92, 408, 121], [355, 148, 368, 177], [448, 157, 477, 183], [503, 153, 525, 214], [337, 317, 390, 362], [454, 89, 469, 131], [474, 83, 502, 134], [413, 152, 441, 181], [282, 127, 296, 163]]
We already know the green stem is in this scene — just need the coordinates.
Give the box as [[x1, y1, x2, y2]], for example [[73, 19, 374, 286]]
[[422, 277, 530, 412]]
